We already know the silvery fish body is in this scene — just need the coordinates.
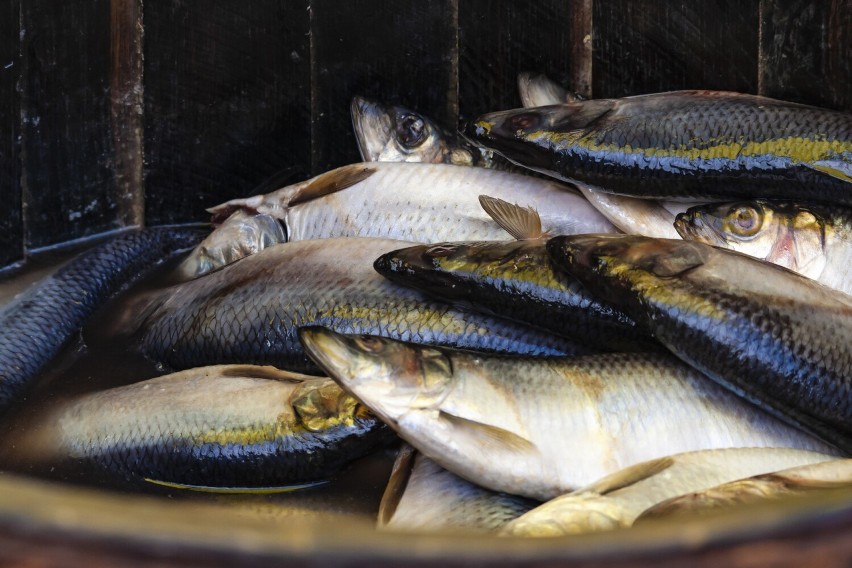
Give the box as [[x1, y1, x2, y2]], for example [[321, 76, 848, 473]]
[[299, 328, 837, 501], [547, 234, 852, 452], [502, 448, 836, 537], [208, 162, 615, 241], [379, 445, 536, 533], [130, 238, 585, 375], [675, 200, 852, 295]]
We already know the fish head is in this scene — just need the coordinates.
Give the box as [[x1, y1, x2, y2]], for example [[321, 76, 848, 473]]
[[463, 100, 616, 175], [351, 96, 452, 164], [298, 327, 454, 424], [546, 234, 712, 307]]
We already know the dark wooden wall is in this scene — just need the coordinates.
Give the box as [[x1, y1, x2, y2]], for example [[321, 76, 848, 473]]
[[0, 0, 849, 265]]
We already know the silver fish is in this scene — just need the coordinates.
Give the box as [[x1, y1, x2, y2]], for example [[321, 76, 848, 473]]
[[502, 448, 836, 537], [378, 444, 537, 533], [517, 72, 585, 107], [207, 162, 615, 241], [299, 328, 837, 501]]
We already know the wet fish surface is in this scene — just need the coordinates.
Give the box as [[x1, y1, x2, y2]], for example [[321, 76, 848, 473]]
[[502, 448, 836, 537], [379, 445, 537, 533], [0, 227, 206, 414], [467, 91, 852, 204], [125, 238, 585, 375], [675, 200, 852, 295], [547, 234, 852, 453], [517, 72, 585, 107], [22, 365, 393, 488], [208, 162, 615, 241], [299, 328, 837, 501]]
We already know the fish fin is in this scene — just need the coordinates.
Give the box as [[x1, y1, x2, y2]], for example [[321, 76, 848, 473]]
[[439, 411, 540, 456], [578, 457, 675, 496], [807, 161, 852, 184], [479, 195, 547, 240], [217, 364, 313, 384], [143, 478, 328, 494], [378, 444, 417, 527], [288, 164, 378, 207], [206, 195, 265, 225]]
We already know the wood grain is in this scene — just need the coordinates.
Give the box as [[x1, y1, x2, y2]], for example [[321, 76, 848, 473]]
[[0, 0, 22, 266], [143, 0, 312, 225]]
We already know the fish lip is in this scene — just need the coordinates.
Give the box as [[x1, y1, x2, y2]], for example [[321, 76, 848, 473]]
[[298, 326, 360, 385], [350, 96, 388, 162]]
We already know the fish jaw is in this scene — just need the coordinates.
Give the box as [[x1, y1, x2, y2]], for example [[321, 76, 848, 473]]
[[373, 244, 479, 301], [463, 108, 558, 173], [298, 327, 454, 426], [351, 96, 394, 162]]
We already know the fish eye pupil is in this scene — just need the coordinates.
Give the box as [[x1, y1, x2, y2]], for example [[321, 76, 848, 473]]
[[397, 114, 425, 147], [727, 205, 761, 237]]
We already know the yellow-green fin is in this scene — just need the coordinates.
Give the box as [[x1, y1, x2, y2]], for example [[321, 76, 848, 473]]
[[479, 195, 547, 241], [143, 478, 328, 494], [578, 457, 675, 496], [289, 164, 377, 207], [378, 444, 417, 526]]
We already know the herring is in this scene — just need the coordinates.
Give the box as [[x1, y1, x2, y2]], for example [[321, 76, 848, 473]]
[[298, 328, 837, 501]]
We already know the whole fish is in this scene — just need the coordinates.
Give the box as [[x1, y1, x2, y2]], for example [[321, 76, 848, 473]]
[[0, 226, 206, 414], [207, 162, 615, 240], [174, 210, 286, 281], [636, 458, 852, 523], [466, 91, 852, 204], [351, 96, 493, 167], [675, 200, 852, 295], [299, 327, 837, 501], [374, 197, 651, 352], [501, 448, 836, 537], [379, 445, 537, 533], [124, 238, 585, 375], [547, 234, 852, 453], [22, 365, 393, 488]]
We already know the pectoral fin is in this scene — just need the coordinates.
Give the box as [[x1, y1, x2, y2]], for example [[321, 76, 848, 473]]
[[577, 457, 674, 496], [439, 411, 540, 457], [807, 160, 852, 184]]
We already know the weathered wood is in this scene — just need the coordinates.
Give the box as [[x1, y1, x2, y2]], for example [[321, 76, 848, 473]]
[[592, 0, 760, 98], [19, 0, 128, 250], [458, 0, 577, 121], [309, 0, 458, 174], [143, 0, 312, 225], [759, 0, 852, 111], [0, 0, 22, 266]]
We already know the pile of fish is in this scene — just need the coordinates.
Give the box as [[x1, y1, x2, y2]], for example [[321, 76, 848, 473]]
[[3, 74, 852, 537]]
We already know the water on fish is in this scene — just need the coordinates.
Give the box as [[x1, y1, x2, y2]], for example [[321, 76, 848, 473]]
[[0, 248, 396, 521]]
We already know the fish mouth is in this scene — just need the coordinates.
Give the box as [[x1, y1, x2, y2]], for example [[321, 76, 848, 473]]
[[374, 246, 475, 301], [350, 96, 392, 162], [299, 326, 363, 385]]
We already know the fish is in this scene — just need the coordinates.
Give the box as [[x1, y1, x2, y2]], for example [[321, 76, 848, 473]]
[[546, 234, 852, 453], [501, 448, 837, 537], [21, 365, 394, 488], [674, 200, 852, 295], [124, 238, 586, 375], [298, 327, 837, 501], [173, 210, 286, 280], [373, 197, 652, 352], [466, 91, 852, 204], [0, 226, 206, 414], [517, 72, 585, 108], [207, 162, 615, 240], [378, 444, 537, 533], [636, 458, 852, 523]]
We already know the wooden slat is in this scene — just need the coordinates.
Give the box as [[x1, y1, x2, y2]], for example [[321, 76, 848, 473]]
[[0, 0, 22, 266], [759, 0, 852, 111], [592, 0, 760, 98], [309, 0, 459, 174], [458, 0, 578, 122], [19, 0, 131, 250], [143, 0, 312, 225]]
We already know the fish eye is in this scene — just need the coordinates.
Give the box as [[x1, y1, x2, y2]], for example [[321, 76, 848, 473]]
[[355, 335, 385, 353], [424, 244, 457, 258], [509, 113, 540, 131], [725, 205, 763, 237], [396, 114, 426, 147]]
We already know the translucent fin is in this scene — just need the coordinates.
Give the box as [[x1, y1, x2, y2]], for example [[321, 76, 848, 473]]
[[288, 164, 378, 207], [577, 457, 674, 496], [479, 195, 547, 241], [143, 478, 328, 494], [378, 444, 417, 527]]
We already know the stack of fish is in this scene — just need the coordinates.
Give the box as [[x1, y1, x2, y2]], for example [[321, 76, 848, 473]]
[[7, 74, 851, 537]]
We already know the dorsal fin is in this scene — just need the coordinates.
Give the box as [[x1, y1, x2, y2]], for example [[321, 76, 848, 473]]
[[288, 164, 378, 207], [578, 457, 675, 496], [479, 195, 547, 240]]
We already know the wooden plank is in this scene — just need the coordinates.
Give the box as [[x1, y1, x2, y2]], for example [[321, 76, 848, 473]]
[[458, 0, 578, 122], [0, 0, 22, 266], [310, 0, 458, 174], [592, 0, 760, 98], [143, 1, 311, 225], [760, 0, 852, 111], [19, 0, 133, 250]]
